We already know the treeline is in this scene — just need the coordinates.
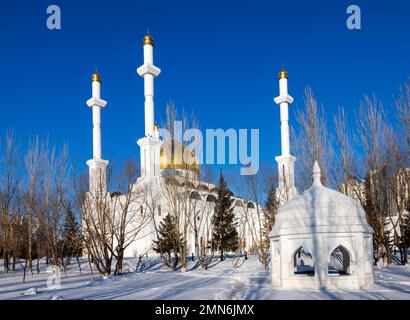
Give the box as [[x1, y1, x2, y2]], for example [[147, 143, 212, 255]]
[[0, 135, 82, 281], [2, 78, 410, 281], [291, 81, 410, 265]]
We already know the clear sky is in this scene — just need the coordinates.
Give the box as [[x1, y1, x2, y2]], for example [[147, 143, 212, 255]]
[[0, 0, 409, 177]]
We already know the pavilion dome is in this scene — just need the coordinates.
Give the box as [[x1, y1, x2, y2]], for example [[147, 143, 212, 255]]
[[271, 181, 372, 237]]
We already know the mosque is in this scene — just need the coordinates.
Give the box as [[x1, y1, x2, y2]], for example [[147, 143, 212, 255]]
[[85, 33, 374, 289], [85, 33, 262, 259]]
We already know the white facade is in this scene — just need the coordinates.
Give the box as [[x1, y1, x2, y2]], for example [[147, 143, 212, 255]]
[[270, 162, 374, 289], [123, 172, 260, 258]]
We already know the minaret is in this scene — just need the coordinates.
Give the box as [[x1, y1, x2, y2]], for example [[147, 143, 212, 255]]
[[137, 34, 161, 179], [86, 72, 109, 193], [274, 68, 297, 203]]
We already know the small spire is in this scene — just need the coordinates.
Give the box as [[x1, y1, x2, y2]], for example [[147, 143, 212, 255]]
[[312, 161, 322, 186], [279, 68, 288, 80], [92, 70, 101, 83], [143, 32, 154, 47]]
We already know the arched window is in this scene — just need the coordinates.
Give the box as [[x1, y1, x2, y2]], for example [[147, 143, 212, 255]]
[[247, 201, 255, 209], [182, 181, 195, 189], [110, 191, 123, 198], [206, 194, 217, 203], [197, 184, 209, 192], [293, 246, 315, 276], [165, 176, 179, 186], [189, 191, 201, 201], [235, 200, 244, 207], [328, 245, 351, 275], [158, 205, 162, 217]]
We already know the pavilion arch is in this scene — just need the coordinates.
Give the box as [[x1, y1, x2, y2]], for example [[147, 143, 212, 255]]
[[328, 245, 351, 275], [189, 191, 201, 201], [293, 246, 315, 276]]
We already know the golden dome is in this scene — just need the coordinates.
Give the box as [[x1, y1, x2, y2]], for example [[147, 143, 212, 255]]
[[143, 34, 154, 47], [278, 68, 288, 80], [91, 72, 101, 83], [160, 139, 199, 174]]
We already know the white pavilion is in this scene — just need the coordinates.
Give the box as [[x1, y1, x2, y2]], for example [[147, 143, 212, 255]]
[[270, 162, 374, 289]]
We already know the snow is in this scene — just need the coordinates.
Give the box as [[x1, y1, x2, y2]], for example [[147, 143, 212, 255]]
[[0, 256, 409, 300]]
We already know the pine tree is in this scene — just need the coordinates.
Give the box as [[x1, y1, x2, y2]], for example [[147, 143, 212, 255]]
[[212, 173, 239, 261], [263, 185, 279, 248], [153, 213, 181, 270], [60, 207, 82, 271], [401, 210, 410, 264]]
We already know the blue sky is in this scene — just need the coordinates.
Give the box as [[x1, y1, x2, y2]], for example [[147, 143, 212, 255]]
[[0, 0, 409, 178]]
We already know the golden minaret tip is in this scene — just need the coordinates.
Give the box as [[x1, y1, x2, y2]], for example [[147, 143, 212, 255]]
[[143, 33, 154, 47], [92, 71, 101, 83], [279, 68, 288, 80]]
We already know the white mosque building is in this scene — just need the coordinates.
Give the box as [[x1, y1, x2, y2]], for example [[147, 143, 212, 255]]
[[85, 33, 374, 289], [85, 33, 261, 259]]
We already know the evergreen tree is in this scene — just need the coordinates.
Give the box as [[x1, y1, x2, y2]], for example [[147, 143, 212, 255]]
[[212, 173, 239, 261], [263, 185, 279, 247], [61, 206, 82, 261], [401, 210, 410, 264], [153, 213, 181, 270]]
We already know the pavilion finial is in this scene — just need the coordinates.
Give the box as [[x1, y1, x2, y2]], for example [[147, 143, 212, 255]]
[[312, 161, 322, 186]]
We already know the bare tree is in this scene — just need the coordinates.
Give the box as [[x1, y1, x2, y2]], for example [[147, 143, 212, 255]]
[[395, 78, 410, 159], [233, 166, 276, 268], [356, 95, 394, 265], [75, 165, 114, 276], [293, 87, 331, 190], [38, 142, 71, 267], [394, 78, 410, 264], [0, 132, 21, 273], [76, 159, 150, 276], [161, 168, 193, 272], [332, 106, 356, 192], [24, 136, 41, 273], [194, 167, 216, 270], [159, 103, 202, 272], [111, 160, 150, 275]]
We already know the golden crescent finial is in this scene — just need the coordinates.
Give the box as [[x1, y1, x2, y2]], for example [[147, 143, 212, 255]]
[[143, 33, 154, 47], [92, 71, 101, 83], [278, 68, 288, 80]]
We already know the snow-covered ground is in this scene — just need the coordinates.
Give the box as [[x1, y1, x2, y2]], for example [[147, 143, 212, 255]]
[[0, 256, 409, 300]]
